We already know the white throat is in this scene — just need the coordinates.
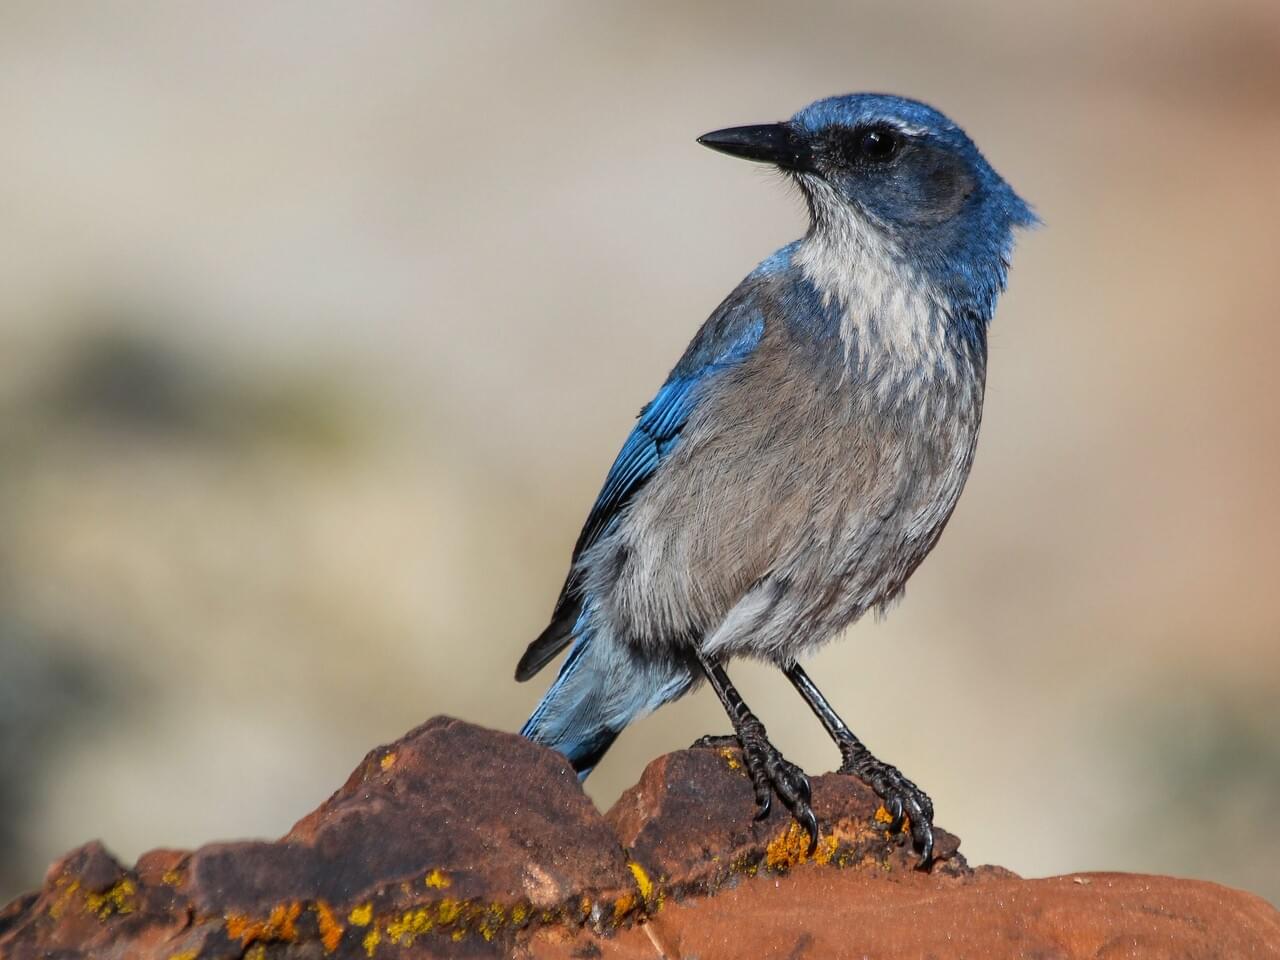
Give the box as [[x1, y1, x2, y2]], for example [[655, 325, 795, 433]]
[[792, 177, 955, 382]]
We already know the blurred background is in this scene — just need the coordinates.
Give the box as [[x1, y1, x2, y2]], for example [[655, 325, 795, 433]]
[[1, 0, 1278, 908]]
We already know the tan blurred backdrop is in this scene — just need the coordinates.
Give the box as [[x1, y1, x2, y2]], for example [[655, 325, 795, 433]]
[[1, 0, 1278, 907]]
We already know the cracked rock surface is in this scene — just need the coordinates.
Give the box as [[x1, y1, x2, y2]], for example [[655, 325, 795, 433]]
[[2, 716, 1277, 959]]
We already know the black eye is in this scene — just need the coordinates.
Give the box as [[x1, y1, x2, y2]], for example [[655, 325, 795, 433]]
[[857, 126, 899, 162]]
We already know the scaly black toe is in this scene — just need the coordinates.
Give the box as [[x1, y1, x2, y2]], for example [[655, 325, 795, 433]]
[[840, 751, 936, 867]]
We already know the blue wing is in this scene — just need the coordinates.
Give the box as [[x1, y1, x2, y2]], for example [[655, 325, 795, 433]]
[[573, 304, 765, 559], [515, 292, 765, 681]]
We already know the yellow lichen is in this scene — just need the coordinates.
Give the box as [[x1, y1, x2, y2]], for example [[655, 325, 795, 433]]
[[245, 947, 267, 960], [84, 879, 136, 919], [718, 747, 742, 771], [362, 926, 382, 957], [424, 868, 451, 889], [379, 752, 397, 770], [436, 898, 461, 926], [478, 904, 506, 942], [167, 952, 198, 960], [510, 904, 529, 927], [48, 878, 80, 920], [315, 900, 343, 953], [348, 903, 373, 927], [481, 906, 504, 942], [386, 907, 434, 946], [627, 862, 654, 904]]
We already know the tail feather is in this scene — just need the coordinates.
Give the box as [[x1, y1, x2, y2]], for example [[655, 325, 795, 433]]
[[520, 612, 692, 777], [515, 600, 579, 682]]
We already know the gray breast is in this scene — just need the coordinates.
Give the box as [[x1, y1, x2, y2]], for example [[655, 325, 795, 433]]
[[581, 291, 986, 664]]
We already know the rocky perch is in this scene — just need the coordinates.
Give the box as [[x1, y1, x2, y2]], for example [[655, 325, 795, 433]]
[[1, 717, 1276, 959]]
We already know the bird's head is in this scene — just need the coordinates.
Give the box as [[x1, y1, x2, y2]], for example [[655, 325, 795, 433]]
[[699, 93, 1036, 302]]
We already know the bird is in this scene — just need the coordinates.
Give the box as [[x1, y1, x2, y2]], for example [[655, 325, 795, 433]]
[[516, 92, 1035, 865]]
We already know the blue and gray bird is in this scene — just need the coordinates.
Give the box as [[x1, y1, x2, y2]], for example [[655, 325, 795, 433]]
[[517, 93, 1035, 863]]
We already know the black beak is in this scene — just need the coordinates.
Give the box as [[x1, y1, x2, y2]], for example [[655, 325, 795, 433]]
[[697, 123, 812, 171]]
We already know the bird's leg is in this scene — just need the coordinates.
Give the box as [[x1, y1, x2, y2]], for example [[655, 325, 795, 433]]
[[697, 653, 819, 854], [784, 661, 935, 866]]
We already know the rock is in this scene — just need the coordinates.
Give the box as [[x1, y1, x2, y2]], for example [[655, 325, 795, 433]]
[[0, 717, 637, 959], [523, 869, 1280, 959], [606, 741, 969, 900], [2, 718, 1278, 959]]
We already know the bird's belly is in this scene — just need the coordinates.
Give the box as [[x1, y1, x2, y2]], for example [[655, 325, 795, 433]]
[[588, 352, 984, 658]]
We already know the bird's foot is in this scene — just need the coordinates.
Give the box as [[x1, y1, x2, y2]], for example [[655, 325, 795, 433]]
[[737, 717, 819, 855], [838, 740, 935, 867], [689, 733, 740, 750]]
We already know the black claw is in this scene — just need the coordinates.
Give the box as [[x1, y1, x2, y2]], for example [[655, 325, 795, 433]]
[[728, 720, 823, 849], [795, 771, 812, 805], [753, 792, 772, 821], [887, 798, 905, 834], [837, 746, 936, 867], [915, 824, 935, 869], [798, 807, 819, 856]]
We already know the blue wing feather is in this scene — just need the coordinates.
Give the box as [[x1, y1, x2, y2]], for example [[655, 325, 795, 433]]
[[515, 285, 768, 682], [572, 306, 764, 559]]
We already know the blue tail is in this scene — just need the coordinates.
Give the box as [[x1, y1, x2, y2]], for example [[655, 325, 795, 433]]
[[520, 610, 692, 778]]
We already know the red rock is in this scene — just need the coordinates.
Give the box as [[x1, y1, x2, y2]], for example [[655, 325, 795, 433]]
[[524, 868, 1280, 959], [2, 719, 1277, 959], [606, 741, 967, 901], [0, 717, 637, 958]]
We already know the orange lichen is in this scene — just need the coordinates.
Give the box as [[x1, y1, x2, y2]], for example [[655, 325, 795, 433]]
[[379, 752, 397, 770], [874, 804, 894, 824], [226, 901, 302, 945], [424, 868, 451, 889], [225, 914, 255, 942], [612, 893, 635, 922], [315, 900, 343, 953], [266, 902, 302, 940], [348, 903, 373, 927], [766, 822, 841, 872]]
